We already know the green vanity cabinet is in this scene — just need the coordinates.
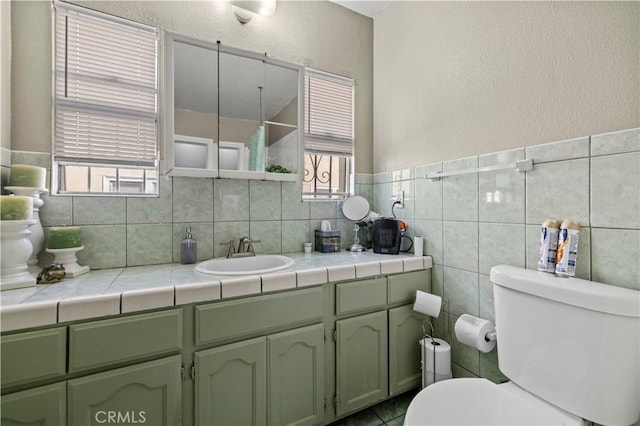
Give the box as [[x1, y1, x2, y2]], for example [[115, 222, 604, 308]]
[[0, 310, 183, 426], [69, 309, 183, 373], [195, 287, 323, 346], [194, 323, 325, 426], [388, 304, 425, 395], [193, 288, 326, 426], [335, 277, 387, 315], [333, 302, 424, 418], [1, 382, 66, 425], [195, 337, 267, 426], [388, 270, 431, 304], [268, 323, 325, 426], [0, 265, 432, 426], [0, 327, 66, 389], [330, 269, 431, 421], [67, 355, 182, 426], [335, 310, 389, 417]]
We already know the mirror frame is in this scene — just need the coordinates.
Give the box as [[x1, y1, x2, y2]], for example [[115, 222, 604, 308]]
[[162, 31, 304, 181]]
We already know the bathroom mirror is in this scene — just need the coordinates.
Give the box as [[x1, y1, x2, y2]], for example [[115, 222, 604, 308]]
[[342, 195, 370, 252], [164, 33, 303, 180]]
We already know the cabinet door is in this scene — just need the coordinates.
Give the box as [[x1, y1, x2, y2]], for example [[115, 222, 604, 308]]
[[268, 324, 324, 426], [336, 311, 388, 417], [195, 337, 267, 426], [388, 270, 431, 305], [1, 327, 66, 388], [1, 382, 66, 425], [67, 355, 182, 426], [69, 309, 182, 373], [389, 305, 424, 395]]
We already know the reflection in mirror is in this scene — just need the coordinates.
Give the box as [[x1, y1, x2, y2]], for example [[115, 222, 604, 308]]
[[218, 51, 300, 174], [219, 51, 263, 172], [166, 33, 301, 179], [174, 135, 214, 169], [263, 63, 299, 174], [173, 41, 218, 140]]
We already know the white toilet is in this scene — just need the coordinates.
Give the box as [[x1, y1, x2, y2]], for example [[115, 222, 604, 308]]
[[405, 265, 640, 426]]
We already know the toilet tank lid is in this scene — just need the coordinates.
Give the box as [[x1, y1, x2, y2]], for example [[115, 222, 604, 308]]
[[490, 265, 640, 318]]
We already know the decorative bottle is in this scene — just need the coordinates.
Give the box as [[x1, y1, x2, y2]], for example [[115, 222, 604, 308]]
[[180, 227, 197, 264]]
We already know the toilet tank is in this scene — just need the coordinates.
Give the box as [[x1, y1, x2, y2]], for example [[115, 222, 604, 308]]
[[490, 265, 640, 426]]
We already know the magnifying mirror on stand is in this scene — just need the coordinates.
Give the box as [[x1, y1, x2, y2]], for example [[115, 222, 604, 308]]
[[341, 195, 370, 252]]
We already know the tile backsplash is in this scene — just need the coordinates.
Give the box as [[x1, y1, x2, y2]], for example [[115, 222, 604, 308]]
[[4, 128, 638, 383], [2, 151, 373, 270], [373, 127, 639, 382]]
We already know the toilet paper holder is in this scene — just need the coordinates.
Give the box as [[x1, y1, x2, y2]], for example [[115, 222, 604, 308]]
[[454, 314, 497, 353], [417, 298, 451, 388]]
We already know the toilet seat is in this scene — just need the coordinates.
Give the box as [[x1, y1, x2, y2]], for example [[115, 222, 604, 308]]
[[404, 378, 585, 426]]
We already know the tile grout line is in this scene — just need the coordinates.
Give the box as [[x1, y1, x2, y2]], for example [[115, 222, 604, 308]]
[[588, 136, 593, 281]]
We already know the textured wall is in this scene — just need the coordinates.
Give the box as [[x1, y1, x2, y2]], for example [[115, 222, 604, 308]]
[[10, 0, 374, 172], [373, 1, 640, 172], [0, 1, 10, 151]]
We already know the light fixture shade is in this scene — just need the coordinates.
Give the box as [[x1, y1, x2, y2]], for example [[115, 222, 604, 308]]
[[232, 5, 253, 23], [229, 0, 277, 17]]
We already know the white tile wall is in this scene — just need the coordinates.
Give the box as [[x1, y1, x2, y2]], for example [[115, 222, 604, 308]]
[[19, 165, 357, 270], [373, 127, 640, 383], [8, 128, 638, 381], [443, 156, 479, 222], [591, 152, 640, 228], [478, 148, 525, 223]]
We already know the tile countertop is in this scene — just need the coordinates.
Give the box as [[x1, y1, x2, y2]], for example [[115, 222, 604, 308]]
[[0, 252, 433, 332]]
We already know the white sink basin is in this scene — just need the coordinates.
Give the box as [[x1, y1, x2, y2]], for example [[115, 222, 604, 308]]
[[195, 255, 295, 276]]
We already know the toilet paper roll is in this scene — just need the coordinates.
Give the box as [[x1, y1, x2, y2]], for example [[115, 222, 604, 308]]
[[414, 236, 424, 257], [454, 314, 496, 353], [420, 337, 452, 387], [413, 290, 442, 318], [420, 338, 451, 374]]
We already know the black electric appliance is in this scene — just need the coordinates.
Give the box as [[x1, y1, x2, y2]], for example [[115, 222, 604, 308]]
[[372, 218, 402, 254]]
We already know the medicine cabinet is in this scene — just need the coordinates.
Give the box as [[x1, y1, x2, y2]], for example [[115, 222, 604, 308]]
[[163, 33, 303, 181]]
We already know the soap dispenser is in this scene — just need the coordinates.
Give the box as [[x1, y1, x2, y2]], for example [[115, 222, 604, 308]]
[[180, 227, 197, 264]]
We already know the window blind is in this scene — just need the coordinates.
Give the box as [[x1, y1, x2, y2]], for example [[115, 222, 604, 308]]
[[54, 2, 158, 167], [304, 69, 354, 156]]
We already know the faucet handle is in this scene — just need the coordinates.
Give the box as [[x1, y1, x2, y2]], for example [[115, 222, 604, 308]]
[[220, 240, 236, 257], [246, 239, 260, 255]]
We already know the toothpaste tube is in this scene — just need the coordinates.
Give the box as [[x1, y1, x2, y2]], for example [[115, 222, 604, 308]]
[[537, 219, 560, 273], [555, 219, 580, 277]]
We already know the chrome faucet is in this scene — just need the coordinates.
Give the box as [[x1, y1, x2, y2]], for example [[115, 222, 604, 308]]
[[237, 236, 253, 255], [221, 236, 261, 258]]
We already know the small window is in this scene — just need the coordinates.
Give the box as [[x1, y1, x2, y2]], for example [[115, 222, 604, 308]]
[[52, 1, 158, 196], [302, 69, 354, 200]]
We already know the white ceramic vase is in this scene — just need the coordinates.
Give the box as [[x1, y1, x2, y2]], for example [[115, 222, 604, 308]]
[[5, 186, 48, 277], [1, 219, 37, 291]]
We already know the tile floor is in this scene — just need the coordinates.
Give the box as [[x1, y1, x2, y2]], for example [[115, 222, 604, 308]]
[[330, 388, 419, 426]]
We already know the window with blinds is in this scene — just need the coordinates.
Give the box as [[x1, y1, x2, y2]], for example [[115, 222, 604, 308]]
[[52, 1, 158, 196], [303, 69, 354, 200]]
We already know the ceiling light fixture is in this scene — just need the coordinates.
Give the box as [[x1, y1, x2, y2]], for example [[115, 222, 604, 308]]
[[230, 0, 277, 24]]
